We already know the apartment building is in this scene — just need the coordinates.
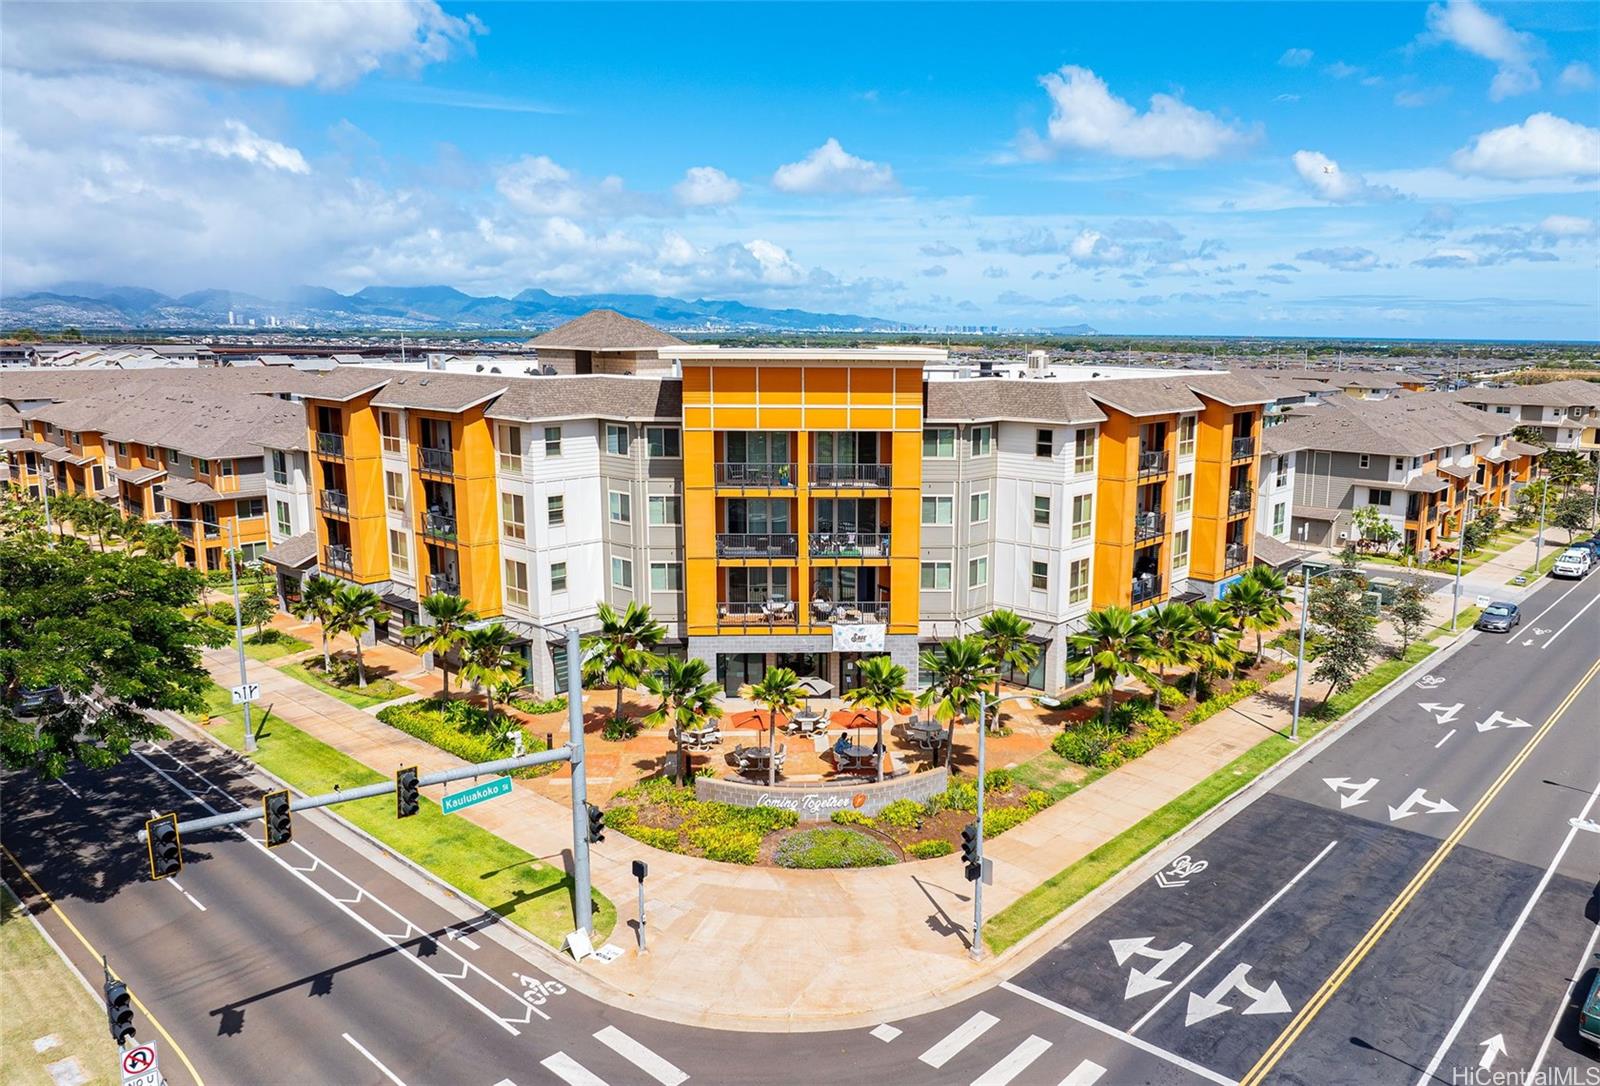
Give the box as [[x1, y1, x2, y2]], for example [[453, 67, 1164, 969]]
[[1453, 380, 1600, 452]]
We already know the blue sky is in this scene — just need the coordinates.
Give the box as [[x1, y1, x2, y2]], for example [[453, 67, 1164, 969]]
[[2, 1, 1597, 338]]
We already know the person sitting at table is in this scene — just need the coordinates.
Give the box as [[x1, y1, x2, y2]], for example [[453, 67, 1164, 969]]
[[833, 731, 853, 759]]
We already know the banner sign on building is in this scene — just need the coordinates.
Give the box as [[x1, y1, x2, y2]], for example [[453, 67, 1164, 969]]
[[832, 624, 886, 652]]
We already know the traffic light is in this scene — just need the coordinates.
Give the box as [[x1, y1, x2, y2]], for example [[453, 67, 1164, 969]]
[[586, 802, 605, 843], [145, 813, 181, 880], [396, 766, 419, 819], [960, 822, 981, 882], [104, 978, 135, 1046], [263, 789, 292, 848]]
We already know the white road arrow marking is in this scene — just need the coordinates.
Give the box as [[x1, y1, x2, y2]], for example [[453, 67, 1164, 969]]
[[1388, 788, 1459, 822], [1478, 1034, 1507, 1070], [1109, 938, 1194, 998], [1323, 777, 1379, 809], [1184, 963, 1292, 1027], [1521, 638, 1534, 646], [1418, 702, 1463, 725], [1474, 710, 1531, 733], [1569, 818, 1600, 834]]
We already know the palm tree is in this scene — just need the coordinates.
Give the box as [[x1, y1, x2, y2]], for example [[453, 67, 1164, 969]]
[[460, 623, 525, 719], [843, 655, 913, 782], [1063, 606, 1160, 725], [978, 608, 1041, 731], [403, 592, 479, 697], [326, 585, 385, 687], [580, 602, 665, 725], [1223, 568, 1292, 660], [1146, 602, 1201, 686], [137, 523, 182, 561], [917, 635, 998, 770], [644, 657, 724, 784], [291, 574, 341, 671], [1189, 600, 1243, 694], [742, 667, 801, 787]]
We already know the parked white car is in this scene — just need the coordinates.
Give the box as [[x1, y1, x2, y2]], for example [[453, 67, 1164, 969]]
[[1551, 547, 1594, 579]]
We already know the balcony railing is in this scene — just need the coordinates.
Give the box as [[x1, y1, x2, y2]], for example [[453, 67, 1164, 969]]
[[315, 432, 345, 457], [809, 531, 890, 558], [201, 523, 221, 540], [1138, 448, 1169, 477], [812, 601, 890, 625], [1228, 489, 1253, 516], [714, 462, 795, 488], [418, 447, 455, 475], [717, 601, 799, 628], [716, 533, 798, 559], [1224, 543, 1248, 570], [422, 512, 458, 542], [810, 463, 891, 488], [1131, 573, 1163, 605], [320, 489, 349, 517], [1232, 435, 1256, 460], [324, 544, 353, 573], [427, 572, 460, 596], [1134, 511, 1165, 542]]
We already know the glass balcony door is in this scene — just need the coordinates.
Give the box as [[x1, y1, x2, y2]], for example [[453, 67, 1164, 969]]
[[813, 498, 881, 534], [724, 498, 791, 534], [724, 432, 789, 466]]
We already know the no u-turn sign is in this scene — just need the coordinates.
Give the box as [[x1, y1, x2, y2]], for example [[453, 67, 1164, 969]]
[[121, 1041, 161, 1086]]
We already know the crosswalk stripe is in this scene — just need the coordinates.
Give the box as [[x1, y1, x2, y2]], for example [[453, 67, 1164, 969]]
[[593, 1025, 689, 1086], [972, 1035, 1051, 1086], [870, 1024, 902, 1043], [918, 1011, 1000, 1069], [1058, 1059, 1107, 1086], [540, 1052, 607, 1086]]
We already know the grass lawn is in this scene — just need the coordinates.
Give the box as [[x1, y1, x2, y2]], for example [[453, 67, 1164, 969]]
[[281, 660, 410, 709], [1011, 751, 1096, 803], [202, 684, 615, 946], [1, 884, 113, 1086], [243, 629, 311, 663]]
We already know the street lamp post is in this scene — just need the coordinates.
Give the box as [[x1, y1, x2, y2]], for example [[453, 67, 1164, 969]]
[[163, 516, 256, 753], [1289, 566, 1369, 742], [1450, 497, 1473, 632]]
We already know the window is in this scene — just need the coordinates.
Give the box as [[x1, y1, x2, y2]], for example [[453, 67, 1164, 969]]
[[969, 426, 992, 456], [275, 500, 292, 537], [1370, 488, 1392, 507], [498, 424, 523, 472], [191, 458, 208, 474], [650, 562, 683, 592], [1394, 457, 1405, 472], [1273, 503, 1287, 535], [385, 470, 405, 514], [1073, 428, 1095, 473], [504, 560, 529, 609], [115, 441, 128, 458], [165, 448, 178, 466], [1072, 493, 1093, 540], [1031, 560, 1049, 592], [605, 424, 629, 456], [501, 492, 526, 540], [550, 561, 568, 593], [217, 458, 235, 479], [1033, 495, 1051, 526], [1178, 415, 1197, 457], [1175, 473, 1193, 514], [389, 529, 410, 574], [648, 494, 682, 526], [1275, 456, 1289, 487], [235, 498, 264, 519], [968, 556, 989, 589], [380, 411, 402, 454], [609, 491, 631, 524], [1411, 456, 1422, 470], [1069, 558, 1090, 604], [544, 426, 562, 456], [922, 428, 955, 458], [921, 496, 953, 525], [1358, 454, 1371, 469], [1173, 529, 1190, 569], [970, 491, 990, 524], [1493, 405, 1511, 415], [1035, 428, 1053, 458], [920, 562, 952, 590], [611, 556, 633, 590], [645, 427, 681, 458], [548, 494, 565, 526], [271, 449, 289, 485]]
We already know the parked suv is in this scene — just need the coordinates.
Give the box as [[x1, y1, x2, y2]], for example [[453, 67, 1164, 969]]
[[1551, 548, 1594, 579]]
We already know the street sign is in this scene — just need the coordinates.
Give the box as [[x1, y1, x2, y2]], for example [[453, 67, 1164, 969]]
[[440, 776, 512, 815], [230, 682, 260, 705], [120, 1041, 160, 1086]]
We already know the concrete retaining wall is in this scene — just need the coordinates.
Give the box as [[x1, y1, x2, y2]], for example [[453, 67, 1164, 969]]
[[695, 767, 949, 821]]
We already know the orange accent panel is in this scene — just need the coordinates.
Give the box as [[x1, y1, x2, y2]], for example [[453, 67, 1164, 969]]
[[713, 406, 757, 430], [760, 407, 803, 431], [683, 406, 712, 430], [805, 407, 849, 430], [758, 367, 803, 400], [850, 367, 893, 399], [806, 368, 848, 404], [713, 366, 758, 398], [851, 407, 894, 430], [682, 365, 712, 405]]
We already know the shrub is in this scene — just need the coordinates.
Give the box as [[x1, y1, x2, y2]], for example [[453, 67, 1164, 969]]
[[945, 779, 978, 813], [601, 716, 639, 741], [984, 805, 1032, 836], [982, 768, 1013, 793], [208, 599, 241, 624], [513, 694, 567, 716], [1052, 723, 1120, 766], [907, 839, 954, 859], [245, 628, 299, 646], [831, 810, 876, 827], [630, 826, 680, 851], [684, 824, 762, 865], [375, 699, 550, 778], [1184, 680, 1262, 726], [921, 792, 948, 818], [877, 798, 923, 828], [1052, 689, 1096, 710], [773, 829, 897, 869], [1022, 789, 1052, 813], [616, 776, 697, 809]]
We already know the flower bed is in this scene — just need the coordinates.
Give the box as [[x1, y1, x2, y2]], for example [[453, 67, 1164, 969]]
[[605, 777, 798, 864], [375, 698, 554, 778], [774, 828, 897, 869], [828, 770, 1053, 858]]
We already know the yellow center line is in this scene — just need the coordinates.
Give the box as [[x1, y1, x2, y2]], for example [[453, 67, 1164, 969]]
[[1, 841, 207, 1086], [1241, 656, 1600, 1086]]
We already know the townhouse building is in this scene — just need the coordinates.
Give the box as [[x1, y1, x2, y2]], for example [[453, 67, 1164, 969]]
[[1452, 380, 1600, 453]]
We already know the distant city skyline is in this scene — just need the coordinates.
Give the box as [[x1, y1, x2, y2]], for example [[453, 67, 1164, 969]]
[[1, 1, 1597, 339]]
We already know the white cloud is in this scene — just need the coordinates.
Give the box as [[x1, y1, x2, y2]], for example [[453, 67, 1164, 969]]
[[147, 120, 310, 174], [494, 155, 588, 217], [1024, 65, 1257, 162], [1066, 229, 1130, 267], [1279, 48, 1314, 67], [1450, 113, 1600, 179], [772, 138, 895, 195], [1558, 61, 1596, 92], [1323, 61, 1365, 80], [673, 166, 742, 207], [1422, 0, 1540, 100], [920, 241, 962, 257], [1292, 150, 1402, 203], [1297, 247, 1382, 271], [1537, 214, 1596, 239], [1394, 86, 1451, 108]]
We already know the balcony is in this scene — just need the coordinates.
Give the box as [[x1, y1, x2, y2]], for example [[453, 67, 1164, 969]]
[[1134, 511, 1165, 543], [422, 512, 458, 542], [1137, 448, 1169, 477], [427, 572, 460, 596], [717, 601, 798, 629], [715, 462, 794, 488], [1224, 543, 1248, 571], [811, 463, 891, 488], [324, 544, 353, 574], [1228, 489, 1253, 516], [201, 523, 221, 540], [320, 489, 350, 517], [418, 447, 455, 475], [315, 432, 345, 457], [812, 600, 889, 625], [1232, 435, 1256, 460], [809, 531, 890, 558], [1131, 573, 1163, 605], [716, 533, 799, 559]]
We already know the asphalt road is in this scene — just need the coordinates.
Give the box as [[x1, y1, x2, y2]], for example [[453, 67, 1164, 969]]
[[3, 570, 1597, 1086]]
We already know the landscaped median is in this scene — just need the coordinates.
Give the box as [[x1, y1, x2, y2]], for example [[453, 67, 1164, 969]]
[[281, 657, 410, 709], [187, 680, 615, 946]]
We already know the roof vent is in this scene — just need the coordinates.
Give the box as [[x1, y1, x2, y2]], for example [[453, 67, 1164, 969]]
[[418, 378, 429, 386]]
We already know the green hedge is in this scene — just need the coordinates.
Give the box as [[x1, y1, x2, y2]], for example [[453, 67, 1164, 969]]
[[512, 694, 568, 715], [606, 778, 798, 865], [375, 699, 551, 778], [1183, 679, 1263, 725], [773, 828, 897, 869], [907, 839, 953, 859]]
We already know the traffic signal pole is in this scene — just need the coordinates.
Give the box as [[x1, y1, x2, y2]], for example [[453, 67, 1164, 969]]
[[566, 625, 595, 937]]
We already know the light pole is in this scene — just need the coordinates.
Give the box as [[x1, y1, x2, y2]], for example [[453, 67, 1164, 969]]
[[1451, 496, 1473, 632], [164, 515, 255, 753], [1289, 565, 1368, 742], [1533, 481, 1548, 577]]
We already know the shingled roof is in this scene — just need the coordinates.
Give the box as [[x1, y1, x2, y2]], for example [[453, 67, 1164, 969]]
[[1454, 380, 1600, 408], [485, 375, 682, 422], [529, 310, 685, 351]]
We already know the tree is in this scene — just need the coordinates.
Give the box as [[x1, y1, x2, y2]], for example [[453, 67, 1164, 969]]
[[643, 657, 723, 784], [290, 574, 340, 671], [326, 585, 385, 687], [742, 667, 801, 787], [581, 602, 665, 725], [459, 623, 524, 720], [1063, 607, 1160, 725], [1390, 576, 1430, 654], [916, 635, 997, 770], [0, 532, 215, 777], [1188, 601, 1243, 694], [1222, 577, 1277, 661], [977, 608, 1040, 731], [1350, 505, 1400, 554], [1511, 424, 1547, 448], [402, 593, 478, 697], [239, 592, 277, 637], [1309, 577, 1379, 704], [1146, 602, 1200, 685], [1550, 494, 1593, 544], [135, 523, 182, 561], [843, 655, 913, 782]]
